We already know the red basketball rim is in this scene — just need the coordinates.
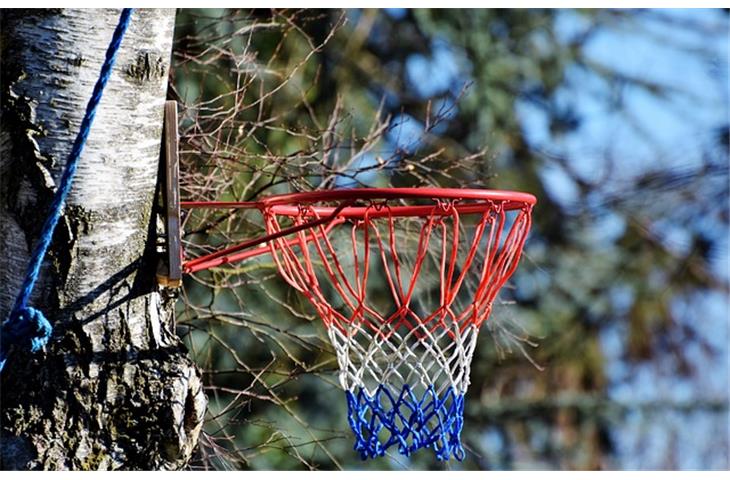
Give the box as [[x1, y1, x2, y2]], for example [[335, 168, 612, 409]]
[[180, 187, 537, 273], [181, 188, 536, 210], [262, 187, 537, 218]]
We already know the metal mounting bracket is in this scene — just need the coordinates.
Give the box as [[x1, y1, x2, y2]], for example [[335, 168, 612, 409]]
[[156, 100, 182, 288]]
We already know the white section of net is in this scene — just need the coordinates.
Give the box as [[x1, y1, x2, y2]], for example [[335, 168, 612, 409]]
[[327, 320, 480, 397]]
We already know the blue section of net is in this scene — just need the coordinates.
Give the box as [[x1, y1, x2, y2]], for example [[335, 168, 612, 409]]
[[345, 384, 466, 461]]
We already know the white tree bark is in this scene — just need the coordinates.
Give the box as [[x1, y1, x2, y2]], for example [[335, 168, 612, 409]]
[[0, 9, 206, 470]]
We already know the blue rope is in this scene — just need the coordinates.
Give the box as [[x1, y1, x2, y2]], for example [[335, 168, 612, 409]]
[[0, 9, 133, 372], [346, 384, 466, 461]]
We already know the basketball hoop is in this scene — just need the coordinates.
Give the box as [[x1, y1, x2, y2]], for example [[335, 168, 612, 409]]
[[180, 188, 536, 460]]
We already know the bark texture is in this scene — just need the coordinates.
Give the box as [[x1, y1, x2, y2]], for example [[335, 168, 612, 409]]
[[0, 9, 206, 470]]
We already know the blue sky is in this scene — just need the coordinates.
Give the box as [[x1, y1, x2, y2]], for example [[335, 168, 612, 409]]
[[535, 10, 728, 468], [537, 10, 728, 468]]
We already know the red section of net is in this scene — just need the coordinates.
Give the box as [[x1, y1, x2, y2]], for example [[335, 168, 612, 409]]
[[263, 199, 533, 336]]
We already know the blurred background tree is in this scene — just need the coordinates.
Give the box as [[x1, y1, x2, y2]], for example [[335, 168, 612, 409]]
[[169, 8, 729, 470]]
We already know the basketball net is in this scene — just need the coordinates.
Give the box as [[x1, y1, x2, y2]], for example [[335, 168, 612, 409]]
[[264, 199, 533, 460]]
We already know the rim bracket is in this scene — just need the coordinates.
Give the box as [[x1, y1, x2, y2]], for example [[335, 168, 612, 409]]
[[156, 100, 182, 288]]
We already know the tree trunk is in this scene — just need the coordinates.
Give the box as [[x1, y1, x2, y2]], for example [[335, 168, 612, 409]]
[[0, 9, 206, 470]]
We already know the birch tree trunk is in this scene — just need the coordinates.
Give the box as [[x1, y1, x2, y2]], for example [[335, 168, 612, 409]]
[[0, 9, 206, 470]]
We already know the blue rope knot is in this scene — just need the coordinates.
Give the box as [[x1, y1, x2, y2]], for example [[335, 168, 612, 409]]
[[0, 307, 53, 371]]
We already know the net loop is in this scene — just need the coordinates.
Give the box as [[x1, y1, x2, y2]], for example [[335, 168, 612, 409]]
[[368, 199, 389, 212], [435, 197, 456, 214]]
